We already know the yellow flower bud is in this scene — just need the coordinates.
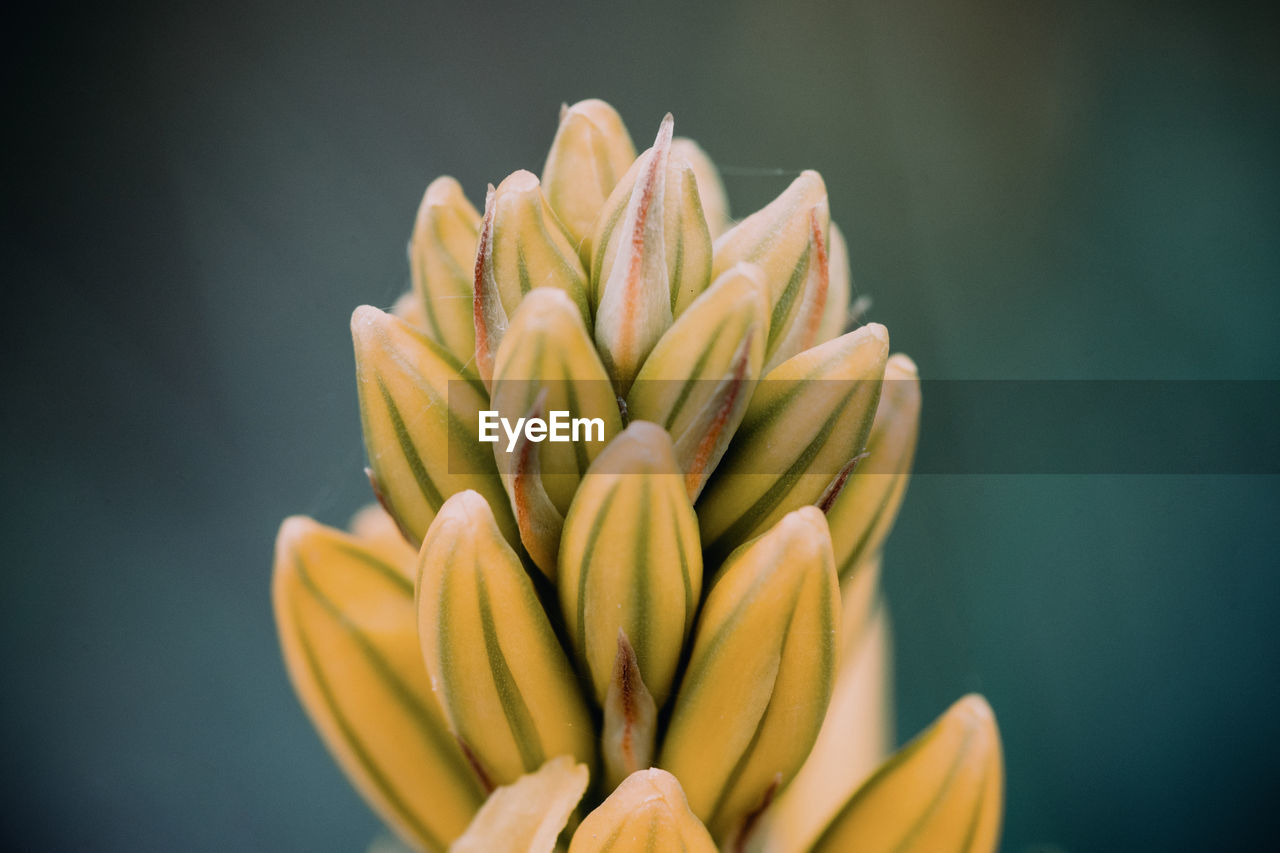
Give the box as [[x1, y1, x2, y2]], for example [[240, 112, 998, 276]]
[[748, 591, 892, 852], [542, 99, 637, 254], [272, 516, 484, 851], [416, 491, 596, 788], [711, 170, 832, 371], [812, 694, 1004, 853], [557, 421, 702, 708], [473, 171, 592, 385], [825, 353, 921, 582], [816, 221, 852, 343], [696, 323, 889, 562], [489, 288, 623, 523], [591, 114, 714, 391], [671, 136, 730, 238], [450, 756, 589, 853], [351, 305, 516, 547], [408, 176, 481, 367], [569, 769, 717, 853], [659, 506, 840, 842], [627, 262, 768, 499]]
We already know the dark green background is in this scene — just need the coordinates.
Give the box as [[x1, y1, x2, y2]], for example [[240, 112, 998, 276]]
[[4, 0, 1277, 850]]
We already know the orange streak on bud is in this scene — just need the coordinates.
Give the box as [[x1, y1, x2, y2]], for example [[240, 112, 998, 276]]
[[684, 330, 754, 500]]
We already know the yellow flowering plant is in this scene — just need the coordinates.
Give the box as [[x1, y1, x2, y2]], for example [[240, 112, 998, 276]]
[[273, 99, 1004, 852]]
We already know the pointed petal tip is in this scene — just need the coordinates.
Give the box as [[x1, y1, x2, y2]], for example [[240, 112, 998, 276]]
[[594, 421, 680, 476], [511, 287, 584, 333], [886, 352, 918, 377], [797, 169, 827, 190], [862, 321, 889, 346], [350, 303, 385, 334], [953, 693, 997, 728], [437, 488, 490, 523], [564, 97, 618, 117], [496, 169, 541, 194], [423, 175, 465, 207], [276, 514, 318, 543], [653, 113, 675, 148], [780, 504, 831, 541]]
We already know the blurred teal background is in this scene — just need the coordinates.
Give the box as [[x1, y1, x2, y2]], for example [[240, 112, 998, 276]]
[[4, 0, 1277, 849]]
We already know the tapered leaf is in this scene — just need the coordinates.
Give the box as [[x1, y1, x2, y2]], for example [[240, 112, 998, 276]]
[[592, 114, 714, 392], [671, 137, 730, 239], [600, 631, 658, 790]]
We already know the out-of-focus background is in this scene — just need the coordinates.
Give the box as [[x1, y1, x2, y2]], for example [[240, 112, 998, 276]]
[[4, 0, 1277, 849]]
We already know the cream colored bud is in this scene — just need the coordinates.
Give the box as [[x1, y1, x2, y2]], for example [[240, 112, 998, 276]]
[[812, 695, 1004, 853], [542, 99, 637, 253], [408, 176, 481, 367], [273, 517, 484, 851], [660, 506, 840, 842], [627, 262, 769, 499], [697, 323, 890, 562], [473, 171, 591, 387], [351, 305, 516, 548], [450, 756, 589, 853], [557, 421, 702, 708], [712, 170, 832, 370], [416, 491, 596, 788], [591, 115, 714, 391]]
